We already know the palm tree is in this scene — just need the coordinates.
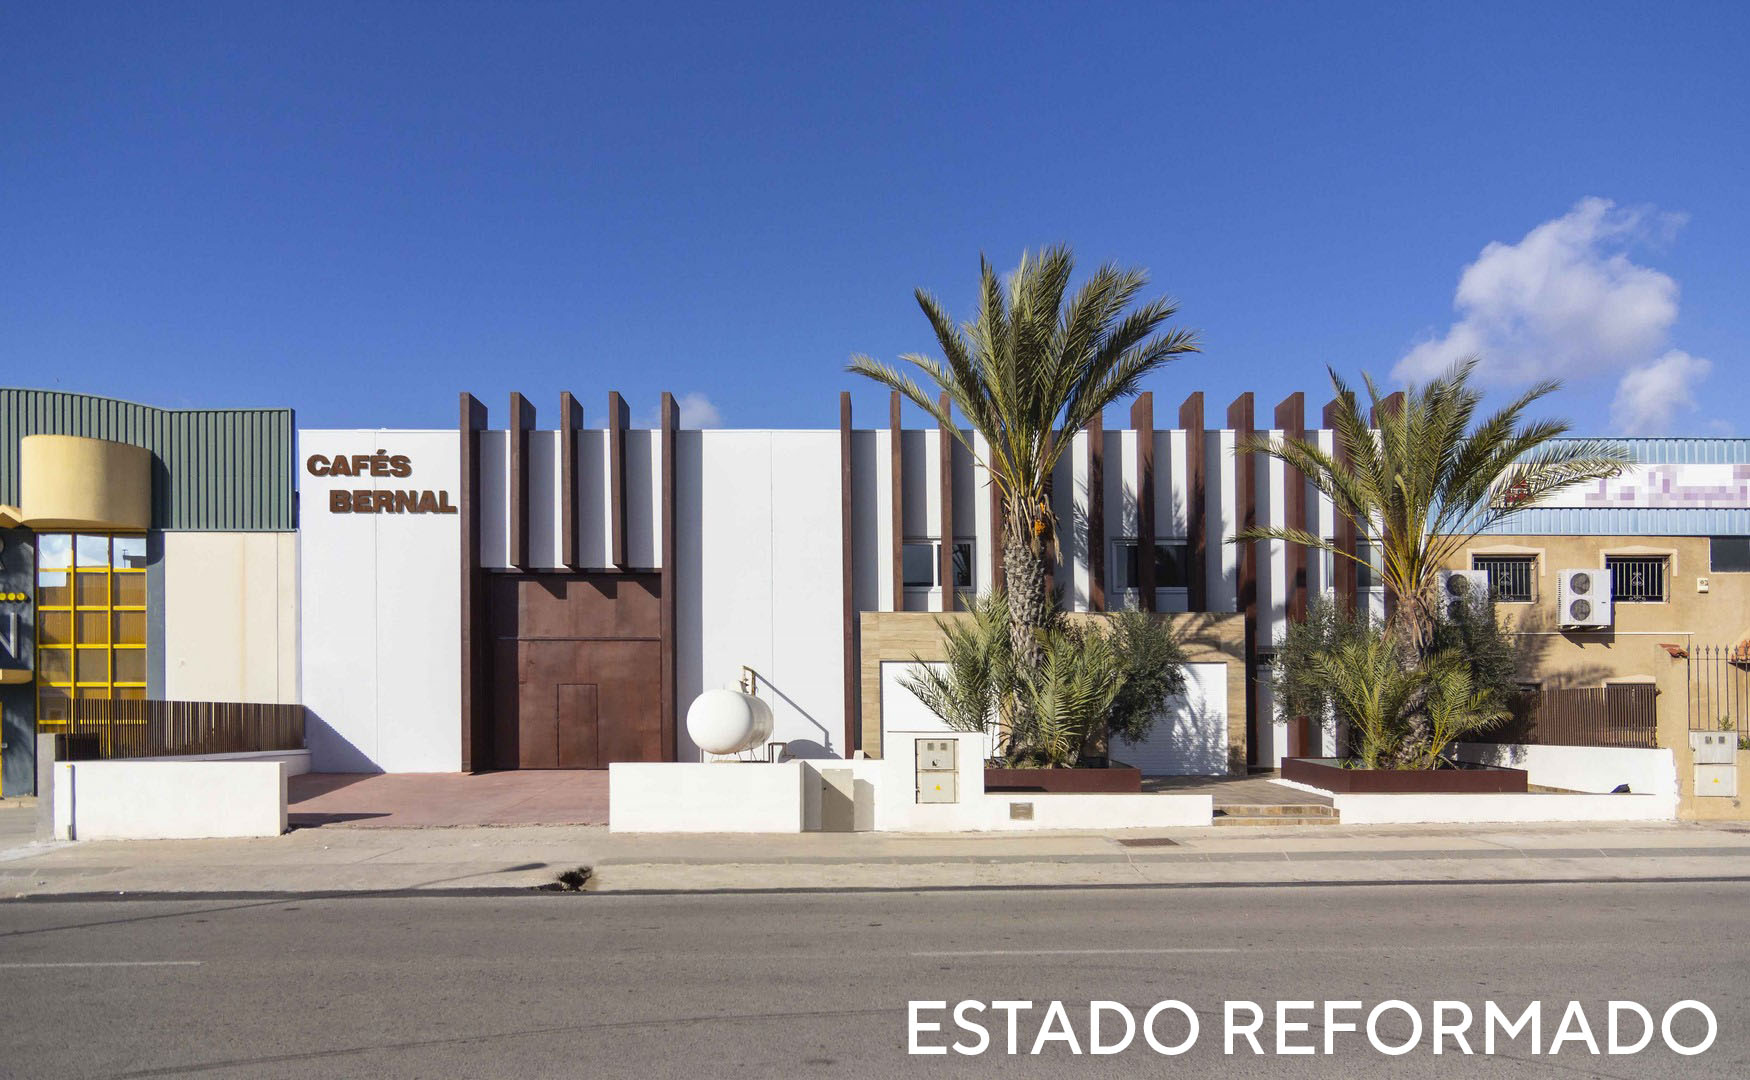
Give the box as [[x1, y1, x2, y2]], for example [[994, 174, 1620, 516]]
[[1235, 359, 1632, 653], [849, 246, 1200, 664]]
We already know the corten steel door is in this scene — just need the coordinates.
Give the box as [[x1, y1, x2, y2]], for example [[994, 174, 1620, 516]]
[[488, 573, 663, 769]]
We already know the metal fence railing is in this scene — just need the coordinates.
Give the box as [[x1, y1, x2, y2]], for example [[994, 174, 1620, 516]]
[[1688, 645, 1750, 734], [1472, 685, 1658, 749], [51, 699, 306, 761]]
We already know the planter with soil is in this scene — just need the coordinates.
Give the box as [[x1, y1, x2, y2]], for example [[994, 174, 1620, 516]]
[[1282, 756, 1528, 794], [983, 763, 1143, 793]]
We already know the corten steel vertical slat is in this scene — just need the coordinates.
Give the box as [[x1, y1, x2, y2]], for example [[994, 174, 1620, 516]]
[[608, 392, 631, 569], [508, 393, 534, 570], [1228, 392, 1258, 767], [889, 391, 903, 612], [937, 393, 955, 612], [659, 392, 679, 762], [1323, 398, 1359, 613], [1371, 390, 1405, 621], [459, 393, 490, 772], [559, 391, 582, 569], [1274, 392, 1308, 625], [1179, 392, 1207, 611], [1130, 393, 1156, 611], [839, 392, 857, 756], [1087, 409, 1105, 612]]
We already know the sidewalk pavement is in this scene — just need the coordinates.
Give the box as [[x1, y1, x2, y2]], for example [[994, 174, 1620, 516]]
[[4, 819, 1750, 898]]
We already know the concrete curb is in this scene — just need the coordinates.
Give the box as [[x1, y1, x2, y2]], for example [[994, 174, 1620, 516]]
[[593, 844, 1750, 867]]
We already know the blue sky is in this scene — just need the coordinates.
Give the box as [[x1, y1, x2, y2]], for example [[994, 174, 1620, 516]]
[[4, 2, 1745, 435]]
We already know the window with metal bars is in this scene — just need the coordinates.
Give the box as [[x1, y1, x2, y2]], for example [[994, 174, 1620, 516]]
[[1606, 555, 1667, 603], [1474, 555, 1536, 603]]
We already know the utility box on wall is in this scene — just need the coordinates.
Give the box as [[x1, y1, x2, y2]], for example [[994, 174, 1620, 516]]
[[1690, 732, 1739, 798], [915, 738, 958, 804]]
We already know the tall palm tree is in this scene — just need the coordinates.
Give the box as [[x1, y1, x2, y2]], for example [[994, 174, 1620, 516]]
[[1236, 359, 1632, 652], [849, 246, 1200, 663]]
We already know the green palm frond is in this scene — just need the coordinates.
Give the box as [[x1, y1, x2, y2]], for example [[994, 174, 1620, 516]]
[[1235, 358, 1633, 646]]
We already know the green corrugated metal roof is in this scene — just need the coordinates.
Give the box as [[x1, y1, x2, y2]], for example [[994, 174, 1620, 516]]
[[0, 388, 295, 531]]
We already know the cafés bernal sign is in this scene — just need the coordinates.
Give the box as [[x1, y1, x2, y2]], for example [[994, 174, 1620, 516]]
[[306, 450, 458, 515]]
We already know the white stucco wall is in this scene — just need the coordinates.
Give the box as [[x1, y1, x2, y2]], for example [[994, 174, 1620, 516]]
[[53, 760, 287, 839], [677, 430, 849, 759], [162, 531, 298, 704], [298, 430, 462, 772]]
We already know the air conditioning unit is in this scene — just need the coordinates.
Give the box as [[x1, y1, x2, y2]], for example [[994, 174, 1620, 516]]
[[1438, 570, 1490, 618], [1557, 568, 1613, 628]]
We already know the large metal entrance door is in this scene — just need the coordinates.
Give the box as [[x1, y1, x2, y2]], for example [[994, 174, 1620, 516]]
[[488, 573, 662, 769]]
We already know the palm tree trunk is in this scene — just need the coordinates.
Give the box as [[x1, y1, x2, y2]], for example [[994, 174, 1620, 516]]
[[1003, 517, 1048, 670]]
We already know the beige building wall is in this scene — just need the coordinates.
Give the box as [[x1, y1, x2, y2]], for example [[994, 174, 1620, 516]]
[[858, 610, 1248, 773], [162, 532, 299, 705], [1444, 534, 1750, 819]]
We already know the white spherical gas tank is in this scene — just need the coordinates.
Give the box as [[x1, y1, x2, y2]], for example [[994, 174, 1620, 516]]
[[686, 689, 775, 755]]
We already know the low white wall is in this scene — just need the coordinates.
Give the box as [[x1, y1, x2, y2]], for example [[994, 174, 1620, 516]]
[[609, 761, 806, 833], [147, 749, 312, 776], [54, 760, 287, 840], [974, 792, 1213, 831], [1332, 792, 1675, 826], [1451, 743, 1676, 797]]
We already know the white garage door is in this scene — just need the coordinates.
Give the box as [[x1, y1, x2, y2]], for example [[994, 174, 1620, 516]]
[[1113, 662, 1229, 776]]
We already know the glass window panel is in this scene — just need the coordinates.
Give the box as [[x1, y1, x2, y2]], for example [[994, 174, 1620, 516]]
[[37, 687, 71, 724], [37, 534, 72, 570], [951, 542, 974, 589], [36, 571, 71, 607], [38, 611, 73, 646], [75, 535, 110, 568], [113, 649, 147, 683], [115, 686, 146, 701], [112, 536, 148, 569], [113, 572, 147, 608], [38, 648, 72, 684], [112, 610, 147, 645], [1357, 541, 1383, 590], [75, 686, 110, 701], [1711, 537, 1750, 573], [75, 647, 110, 683], [1154, 543, 1189, 589], [902, 542, 937, 588], [75, 611, 110, 645], [74, 572, 109, 607]]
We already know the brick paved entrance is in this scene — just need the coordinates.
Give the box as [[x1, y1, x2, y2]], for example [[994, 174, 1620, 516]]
[[288, 771, 610, 828]]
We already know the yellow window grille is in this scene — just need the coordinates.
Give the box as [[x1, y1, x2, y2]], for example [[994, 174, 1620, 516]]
[[36, 533, 149, 729]]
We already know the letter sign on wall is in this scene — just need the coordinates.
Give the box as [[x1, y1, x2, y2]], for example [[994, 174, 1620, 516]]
[[306, 449, 457, 515]]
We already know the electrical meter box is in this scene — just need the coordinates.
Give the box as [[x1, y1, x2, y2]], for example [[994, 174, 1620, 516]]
[[915, 738, 958, 804], [1695, 764, 1738, 798], [1690, 730, 1738, 765]]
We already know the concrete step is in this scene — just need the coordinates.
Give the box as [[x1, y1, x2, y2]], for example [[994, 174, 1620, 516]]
[[1216, 803, 1337, 817], [1213, 815, 1340, 827]]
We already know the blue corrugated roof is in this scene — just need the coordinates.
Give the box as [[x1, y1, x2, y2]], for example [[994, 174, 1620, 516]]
[[1478, 506, 1750, 536]]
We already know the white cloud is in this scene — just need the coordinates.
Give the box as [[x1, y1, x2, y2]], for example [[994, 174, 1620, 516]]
[[675, 392, 721, 428], [1396, 198, 1722, 435], [1396, 198, 1682, 385], [1610, 350, 1712, 435]]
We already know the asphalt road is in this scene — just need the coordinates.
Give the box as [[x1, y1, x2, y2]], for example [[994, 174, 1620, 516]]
[[1, 879, 1744, 1079]]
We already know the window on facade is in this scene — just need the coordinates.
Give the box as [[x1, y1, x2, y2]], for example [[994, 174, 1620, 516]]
[[1606, 555, 1667, 603], [1710, 537, 1750, 572], [1356, 540, 1382, 590], [902, 540, 973, 590], [36, 534, 148, 727], [1474, 555, 1536, 603], [1113, 540, 1190, 592]]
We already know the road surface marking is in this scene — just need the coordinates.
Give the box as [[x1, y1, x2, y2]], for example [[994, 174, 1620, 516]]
[[0, 961, 203, 969]]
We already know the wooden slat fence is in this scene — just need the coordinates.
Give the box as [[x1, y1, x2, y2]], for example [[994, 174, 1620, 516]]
[[53, 699, 305, 761], [1472, 685, 1657, 749]]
